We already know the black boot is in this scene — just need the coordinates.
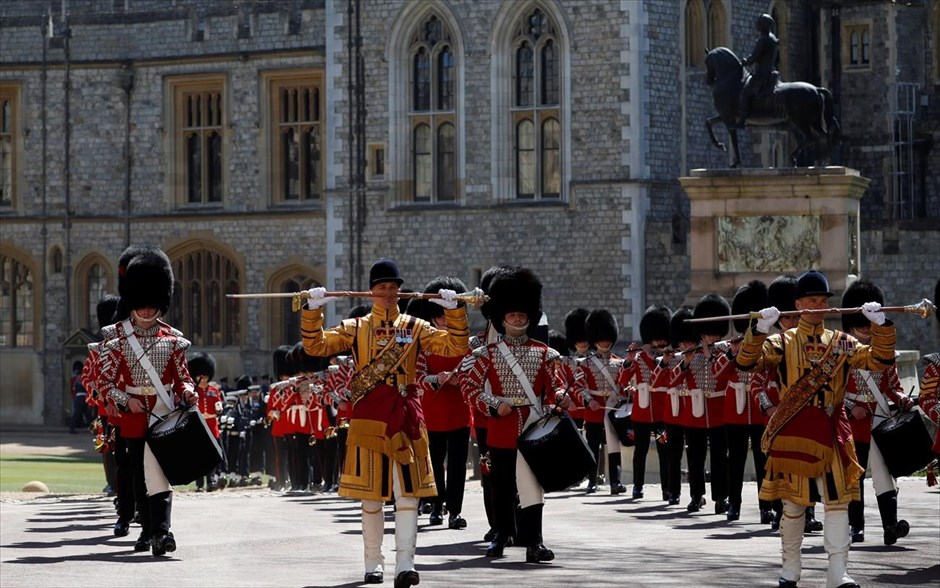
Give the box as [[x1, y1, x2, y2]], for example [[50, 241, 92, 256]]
[[804, 506, 823, 532], [394, 570, 420, 588], [726, 502, 740, 521], [149, 491, 174, 556], [518, 505, 554, 563], [133, 532, 151, 552], [485, 533, 512, 557], [608, 454, 625, 495], [429, 502, 444, 526], [687, 496, 705, 513], [876, 490, 910, 546]]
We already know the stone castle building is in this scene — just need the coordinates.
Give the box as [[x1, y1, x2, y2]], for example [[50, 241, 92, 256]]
[[1, 0, 938, 424]]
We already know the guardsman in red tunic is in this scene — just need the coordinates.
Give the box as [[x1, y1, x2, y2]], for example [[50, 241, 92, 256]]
[[714, 281, 772, 522], [268, 346, 295, 491], [561, 308, 590, 430], [460, 267, 570, 564], [673, 294, 731, 514], [842, 280, 914, 545], [411, 276, 473, 530], [189, 352, 221, 492], [662, 307, 695, 506], [575, 309, 627, 495], [96, 246, 196, 556], [619, 305, 671, 500]]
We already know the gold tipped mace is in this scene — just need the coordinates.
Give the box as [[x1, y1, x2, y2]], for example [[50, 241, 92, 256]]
[[684, 298, 936, 323], [227, 290, 489, 312]]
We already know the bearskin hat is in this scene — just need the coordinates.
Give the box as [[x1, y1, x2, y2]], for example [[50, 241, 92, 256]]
[[548, 329, 568, 357], [407, 275, 468, 321], [188, 351, 216, 381], [669, 307, 697, 347], [96, 294, 119, 331], [487, 267, 542, 335], [935, 277, 940, 328], [347, 304, 370, 319], [841, 279, 885, 332], [112, 244, 151, 322], [586, 309, 619, 346], [234, 374, 252, 391], [639, 305, 671, 344], [121, 247, 173, 315], [291, 341, 329, 373], [478, 265, 512, 322], [273, 345, 294, 378], [563, 308, 590, 350], [693, 293, 731, 338], [768, 274, 798, 312], [732, 280, 769, 335]]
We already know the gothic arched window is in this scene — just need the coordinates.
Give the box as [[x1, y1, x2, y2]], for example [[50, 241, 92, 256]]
[[167, 245, 241, 347], [0, 248, 35, 347], [685, 0, 705, 67]]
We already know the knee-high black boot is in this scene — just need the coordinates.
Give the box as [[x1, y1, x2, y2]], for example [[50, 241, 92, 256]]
[[608, 453, 625, 495], [876, 490, 910, 545], [150, 491, 176, 556], [518, 505, 554, 563]]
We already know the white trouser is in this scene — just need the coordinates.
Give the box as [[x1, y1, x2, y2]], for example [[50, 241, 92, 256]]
[[517, 408, 545, 508], [780, 477, 854, 588], [603, 406, 623, 453], [868, 438, 897, 495], [143, 393, 172, 496]]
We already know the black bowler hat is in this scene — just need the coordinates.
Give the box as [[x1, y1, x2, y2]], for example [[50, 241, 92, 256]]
[[369, 258, 404, 287], [796, 270, 833, 299]]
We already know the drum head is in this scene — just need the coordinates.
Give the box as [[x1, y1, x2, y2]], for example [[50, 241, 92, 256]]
[[523, 415, 560, 441], [614, 403, 633, 419]]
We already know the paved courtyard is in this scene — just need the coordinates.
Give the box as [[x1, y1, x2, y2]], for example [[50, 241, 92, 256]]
[[1, 475, 937, 588]]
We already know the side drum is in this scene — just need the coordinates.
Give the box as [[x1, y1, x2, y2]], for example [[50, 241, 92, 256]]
[[518, 412, 596, 493], [871, 408, 935, 479], [608, 401, 635, 446]]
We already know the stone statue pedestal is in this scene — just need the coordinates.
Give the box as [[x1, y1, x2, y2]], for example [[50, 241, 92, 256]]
[[678, 167, 871, 305]]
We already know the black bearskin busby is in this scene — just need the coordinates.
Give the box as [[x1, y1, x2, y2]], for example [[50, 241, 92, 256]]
[[486, 267, 542, 335], [768, 274, 798, 312], [406, 275, 467, 322], [548, 329, 568, 357], [732, 280, 769, 335], [639, 305, 671, 345], [841, 279, 885, 332], [348, 304, 370, 319], [234, 374, 252, 391], [273, 345, 294, 378], [291, 341, 328, 374], [397, 288, 415, 314], [96, 294, 119, 331], [564, 308, 590, 351], [478, 265, 512, 322], [586, 309, 619, 346], [121, 246, 174, 316], [669, 307, 697, 348], [693, 293, 731, 339], [188, 351, 216, 381], [112, 244, 151, 323]]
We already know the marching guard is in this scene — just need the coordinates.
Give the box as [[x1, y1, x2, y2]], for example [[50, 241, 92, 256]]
[[301, 258, 469, 588], [736, 270, 895, 588], [459, 267, 570, 564], [189, 352, 222, 492]]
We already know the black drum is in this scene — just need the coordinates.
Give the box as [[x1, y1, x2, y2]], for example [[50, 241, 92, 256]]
[[871, 409, 935, 479], [518, 412, 596, 493], [147, 405, 224, 486], [608, 401, 635, 446]]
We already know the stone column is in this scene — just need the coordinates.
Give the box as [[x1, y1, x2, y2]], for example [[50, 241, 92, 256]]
[[678, 167, 871, 305]]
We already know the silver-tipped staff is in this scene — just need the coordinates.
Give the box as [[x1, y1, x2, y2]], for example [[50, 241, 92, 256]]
[[684, 298, 936, 323], [227, 290, 489, 312]]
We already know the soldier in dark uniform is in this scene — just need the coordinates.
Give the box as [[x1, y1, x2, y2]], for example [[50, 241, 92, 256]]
[[738, 13, 779, 126], [244, 384, 268, 486]]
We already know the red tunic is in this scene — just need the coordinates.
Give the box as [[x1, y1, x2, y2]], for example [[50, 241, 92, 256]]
[[574, 352, 625, 424], [460, 337, 563, 449], [845, 366, 904, 444], [619, 350, 662, 424], [918, 355, 940, 453], [715, 351, 762, 426], [556, 355, 584, 421], [268, 386, 293, 438], [670, 352, 725, 429], [416, 351, 472, 432], [96, 319, 194, 438], [196, 382, 222, 438]]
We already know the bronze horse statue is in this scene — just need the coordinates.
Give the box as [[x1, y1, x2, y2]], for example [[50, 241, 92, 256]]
[[704, 47, 840, 167]]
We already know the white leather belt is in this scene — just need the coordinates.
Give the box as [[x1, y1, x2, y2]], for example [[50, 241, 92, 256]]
[[494, 396, 532, 407], [125, 386, 157, 397]]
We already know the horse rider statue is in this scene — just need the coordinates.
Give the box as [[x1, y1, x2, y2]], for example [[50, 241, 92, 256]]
[[737, 13, 779, 127]]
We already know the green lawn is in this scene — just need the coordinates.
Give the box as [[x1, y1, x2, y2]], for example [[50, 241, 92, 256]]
[[0, 453, 202, 494]]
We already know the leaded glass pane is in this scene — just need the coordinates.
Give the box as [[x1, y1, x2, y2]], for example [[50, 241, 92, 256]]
[[541, 118, 560, 198], [414, 124, 431, 201], [540, 41, 558, 106], [516, 43, 534, 107], [414, 48, 431, 111], [516, 119, 535, 198], [437, 123, 455, 201]]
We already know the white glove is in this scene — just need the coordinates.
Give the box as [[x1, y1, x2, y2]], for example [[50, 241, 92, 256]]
[[305, 287, 337, 310], [755, 306, 780, 334], [214, 401, 223, 412], [430, 288, 458, 310], [861, 301, 885, 326]]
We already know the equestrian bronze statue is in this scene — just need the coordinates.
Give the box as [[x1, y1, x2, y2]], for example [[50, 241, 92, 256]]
[[704, 13, 840, 167]]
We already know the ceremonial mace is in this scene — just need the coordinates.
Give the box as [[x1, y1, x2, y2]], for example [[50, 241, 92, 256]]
[[227, 290, 489, 312], [683, 299, 936, 324]]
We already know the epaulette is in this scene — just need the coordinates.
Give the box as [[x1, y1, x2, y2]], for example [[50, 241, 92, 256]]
[[471, 345, 491, 360], [157, 319, 185, 338], [545, 347, 561, 362]]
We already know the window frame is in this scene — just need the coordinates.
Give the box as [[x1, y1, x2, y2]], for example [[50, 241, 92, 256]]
[[509, 9, 562, 201], [74, 254, 113, 332], [165, 243, 243, 348], [167, 74, 228, 208], [262, 70, 326, 207], [0, 247, 39, 348], [0, 81, 23, 211], [843, 22, 873, 71], [406, 14, 459, 204], [684, 0, 706, 68]]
